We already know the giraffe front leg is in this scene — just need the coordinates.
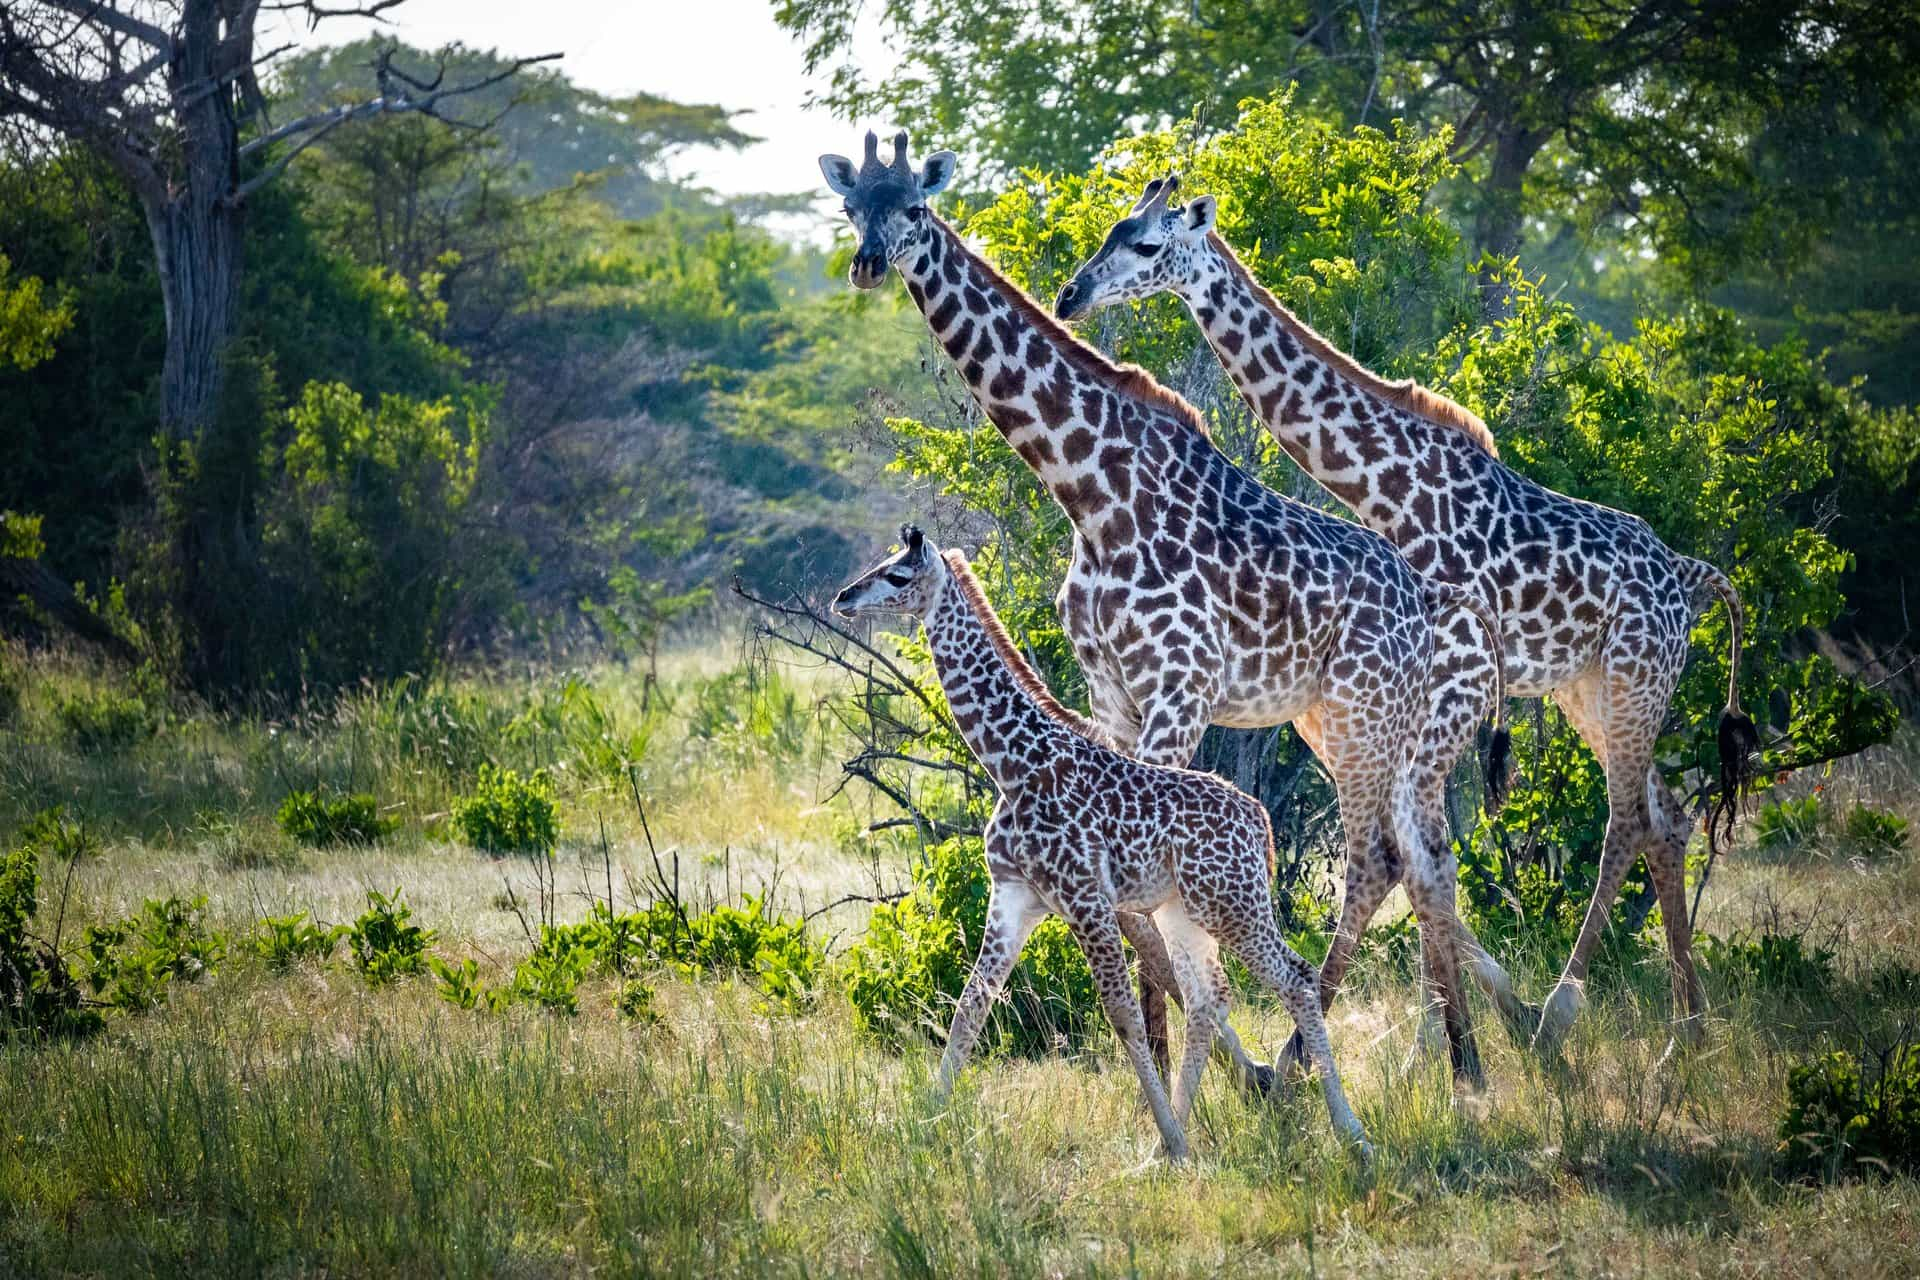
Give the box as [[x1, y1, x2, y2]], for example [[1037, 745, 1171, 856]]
[[936, 878, 1045, 1098], [1068, 906, 1189, 1161]]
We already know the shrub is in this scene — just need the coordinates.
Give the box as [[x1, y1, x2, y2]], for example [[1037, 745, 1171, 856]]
[[1779, 1044, 1920, 1179], [1843, 805, 1910, 856], [0, 820, 97, 1038], [251, 912, 345, 970], [616, 978, 660, 1024], [346, 888, 434, 984], [453, 764, 558, 855], [276, 789, 396, 847], [427, 954, 502, 1011], [1698, 929, 1836, 991], [56, 685, 158, 752], [842, 836, 1098, 1055], [82, 895, 226, 1013], [1754, 795, 1827, 850]]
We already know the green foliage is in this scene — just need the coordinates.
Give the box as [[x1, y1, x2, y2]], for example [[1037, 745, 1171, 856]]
[[346, 889, 435, 985], [251, 913, 346, 970], [453, 765, 559, 855], [616, 978, 660, 1024], [518, 899, 824, 1016], [0, 250, 73, 370], [1843, 805, 1910, 856], [250, 379, 490, 693], [82, 895, 226, 1014], [0, 819, 97, 1038], [427, 955, 497, 1012], [683, 669, 810, 764], [276, 789, 395, 847], [842, 837, 1099, 1055], [56, 675, 161, 754], [1780, 1044, 1920, 1180], [503, 674, 655, 782], [0, 649, 20, 727], [1754, 795, 1828, 850], [1698, 930, 1837, 992]]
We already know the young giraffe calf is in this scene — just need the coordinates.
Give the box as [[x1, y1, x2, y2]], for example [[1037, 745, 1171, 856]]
[[833, 526, 1368, 1161]]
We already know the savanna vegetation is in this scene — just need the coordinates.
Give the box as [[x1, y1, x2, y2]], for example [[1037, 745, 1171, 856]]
[[3, 1, 1918, 1275]]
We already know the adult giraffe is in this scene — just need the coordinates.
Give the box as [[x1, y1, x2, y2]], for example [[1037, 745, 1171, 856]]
[[1056, 176, 1760, 1050], [821, 131, 1516, 1087]]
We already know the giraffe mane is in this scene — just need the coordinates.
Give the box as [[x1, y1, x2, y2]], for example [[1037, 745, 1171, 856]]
[[1204, 232, 1499, 458], [937, 217, 1212, 440], [941, 550, 1110, 746]]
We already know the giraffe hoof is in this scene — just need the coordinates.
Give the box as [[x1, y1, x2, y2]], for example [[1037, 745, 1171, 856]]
[[1531, 981, 1585, 1057]]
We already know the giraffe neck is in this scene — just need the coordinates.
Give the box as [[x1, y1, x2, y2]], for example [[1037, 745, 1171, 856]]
[[895, 219, 1179, 531], [1174, 234, 1482, 521], [921, 565, 1073, 792]]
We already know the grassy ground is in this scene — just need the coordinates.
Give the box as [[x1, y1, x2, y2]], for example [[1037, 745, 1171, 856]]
[[3, 646, 1918, 1277]]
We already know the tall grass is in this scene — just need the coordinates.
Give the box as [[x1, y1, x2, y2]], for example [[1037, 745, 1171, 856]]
[[2, 648, 1919, 1275]]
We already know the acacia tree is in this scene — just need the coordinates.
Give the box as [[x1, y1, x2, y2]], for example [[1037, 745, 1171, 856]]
[[0, 1, 554, 436]]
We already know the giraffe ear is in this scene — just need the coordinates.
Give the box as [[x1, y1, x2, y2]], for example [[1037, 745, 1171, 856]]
[[820, 154, 858, 197], [919, 151, 957, 197], [1181, 195, 1218, 236]]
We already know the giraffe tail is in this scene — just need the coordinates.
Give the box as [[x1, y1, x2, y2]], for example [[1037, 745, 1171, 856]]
[[1423, 581, 1512, 814], [1680, 557, 1761, 856]]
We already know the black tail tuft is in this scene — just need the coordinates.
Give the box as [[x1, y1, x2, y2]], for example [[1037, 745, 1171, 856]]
[[1709, 707, 1761, 855], [1482, 724, 1513, 815]]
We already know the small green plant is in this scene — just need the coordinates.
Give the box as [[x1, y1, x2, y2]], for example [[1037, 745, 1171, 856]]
[[509, 946, 589, 1015], [1842, 805, 1910, 856], [346, 889, 434, 985], [1754, 794, 1827, 850], [453, 764, 559, 855], [1779, 1043, 1920, 1179], [427, 954, 505, 1011], [276, 789, 396, 847], [82, 895, 226, 1013], [616, 978, 660, 1024], [251, 913, 345, 970], [1698, 929, 1836, 991]]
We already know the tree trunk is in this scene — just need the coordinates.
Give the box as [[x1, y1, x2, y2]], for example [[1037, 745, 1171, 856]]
[[1472, 125, 1548, 316]]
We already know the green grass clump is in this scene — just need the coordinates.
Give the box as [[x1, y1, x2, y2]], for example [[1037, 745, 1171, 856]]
[[1755, 794, 1827, 849], [1780, 1043, 1920, 1179], [1844, 804, 1910, 855], [276, 788, 396, 847], [1698, 928, 1837, 992], [452, 764, 558, 854]]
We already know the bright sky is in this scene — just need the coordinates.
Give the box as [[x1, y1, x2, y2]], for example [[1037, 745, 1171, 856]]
[[267, 0, 895, 205]]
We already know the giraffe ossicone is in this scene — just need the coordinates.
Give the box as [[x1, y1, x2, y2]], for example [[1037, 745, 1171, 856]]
[[1060, 180, 1764, 1054], [834, 528, 1370, 1161], [820, 132, 1518, 1090]]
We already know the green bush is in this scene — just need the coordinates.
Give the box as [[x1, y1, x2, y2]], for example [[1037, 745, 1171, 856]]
[[842, 836, 1099, 1055], [1755, 795, 1828, 850], [82, 895, 226, 1013], [1843, 805, 1910, 856], [0, 818, 97, 1038], [276, 789, 396, 847], [1779, 1044, 1920, 1179], [1698, 929, 1836, 991], [453, 764, 559, 855], [616, 977, 660, 1024], [517, 898, 823, 1015], [56, 685, 158, 753], [346, 889, 434, 985], [251, 912, 345, 970]]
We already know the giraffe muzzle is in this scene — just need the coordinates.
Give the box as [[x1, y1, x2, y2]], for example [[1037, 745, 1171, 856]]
[[1054, 279, 1089, 321]]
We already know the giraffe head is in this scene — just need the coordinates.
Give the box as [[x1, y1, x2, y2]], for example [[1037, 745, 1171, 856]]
[[832, 524, 949, 618], [1054, 175, 1217, 321], [819, 131, 958, 289]]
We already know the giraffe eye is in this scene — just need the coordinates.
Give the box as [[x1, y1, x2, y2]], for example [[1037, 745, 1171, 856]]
[[1135, 242, 1163, 257]]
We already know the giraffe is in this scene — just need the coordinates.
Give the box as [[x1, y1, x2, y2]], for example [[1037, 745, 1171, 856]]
[[1056, 175, 1761, 1052], [833, 526, 1370, 1160], [820, 131, 1515, 1088]]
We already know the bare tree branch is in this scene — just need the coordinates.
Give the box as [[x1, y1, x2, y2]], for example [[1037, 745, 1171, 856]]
[[38, 0, 170, 51]]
